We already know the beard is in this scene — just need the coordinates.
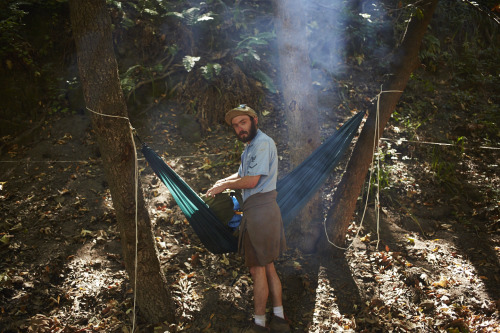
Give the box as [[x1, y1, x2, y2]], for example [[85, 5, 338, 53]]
[[237, 118, 258, 143]]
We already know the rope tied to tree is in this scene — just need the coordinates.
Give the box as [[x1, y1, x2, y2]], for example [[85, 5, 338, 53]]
[[85, 106, 139, 332], [324, 87, 403, 251]]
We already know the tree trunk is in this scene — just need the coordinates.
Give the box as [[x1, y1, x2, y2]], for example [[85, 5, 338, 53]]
[[273, 0, 322, 253], [320, 0, 439, 252], [69, 0, 176, 324]]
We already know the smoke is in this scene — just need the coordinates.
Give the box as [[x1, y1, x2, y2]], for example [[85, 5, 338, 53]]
[[302, 0, 346, 75]]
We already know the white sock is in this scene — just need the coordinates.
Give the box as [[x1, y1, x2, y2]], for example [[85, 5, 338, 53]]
[[273, 306, 284, 319], [254, 314, 266, 327]]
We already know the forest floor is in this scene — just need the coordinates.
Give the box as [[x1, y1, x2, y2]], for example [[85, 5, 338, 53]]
[[0, 71, 499, 332]]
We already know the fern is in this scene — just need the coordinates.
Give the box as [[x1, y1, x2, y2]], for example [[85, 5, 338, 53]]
[[251, 71, 276, 94]]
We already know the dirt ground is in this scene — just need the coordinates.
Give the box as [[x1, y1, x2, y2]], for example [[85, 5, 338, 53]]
[[0, 88, 499, 332]]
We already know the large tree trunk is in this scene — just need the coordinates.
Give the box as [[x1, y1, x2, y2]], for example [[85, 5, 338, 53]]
[[273, 0, 322, 253], [69, 0, 176, 324], [320, 0, 439, 252]]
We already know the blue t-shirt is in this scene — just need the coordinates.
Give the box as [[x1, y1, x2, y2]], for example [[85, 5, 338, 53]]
[[238, 129, 278, 202]]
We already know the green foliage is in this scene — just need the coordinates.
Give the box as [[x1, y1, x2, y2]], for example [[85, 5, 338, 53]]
[[120, 65, 141, 95], [405, 0, 499, 147], [108, 0, 173, 24], [368, 143, 399, 197], [0, 2, 32, 68], [370, 163, 391, 195], [234, 32, 275, 63], [420, 34, 443, 72], [167, 44, 180, 57], [251, 71, 276, 94], [107, 0, 278, 113], [167, 6, 215, 26], [182, 56, 201, 73], [0, 0, 74, 123], [201, 63, 221, 81], [342, 3, 394, 62], [120, 61, 170, 99], [47, 76, 78, 115], [430, 147, 460, 193], [182, 57, 222, 82], [233, 32, 276, 92]]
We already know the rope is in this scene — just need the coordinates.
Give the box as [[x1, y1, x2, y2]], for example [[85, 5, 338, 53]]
[[325, 88, 403, 251], [380, 137, 500, 150], [1, 139, 496, 166], [0, 151, 227, 166], [86, 107, 139, 332], [0, 160, 96, 163]]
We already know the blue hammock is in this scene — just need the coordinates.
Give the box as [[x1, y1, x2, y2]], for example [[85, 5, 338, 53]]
[[142, 111, 365, 254]]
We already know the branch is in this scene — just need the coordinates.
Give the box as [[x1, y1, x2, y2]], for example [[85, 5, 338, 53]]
[[126, 66, 181, 100], [461, 0, 500, 25]]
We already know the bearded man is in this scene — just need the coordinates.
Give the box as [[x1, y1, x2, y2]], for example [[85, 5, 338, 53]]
[[206, 105, 290, 333]]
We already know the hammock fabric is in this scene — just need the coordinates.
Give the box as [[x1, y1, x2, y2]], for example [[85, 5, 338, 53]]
[[141, 111, 365, 254]]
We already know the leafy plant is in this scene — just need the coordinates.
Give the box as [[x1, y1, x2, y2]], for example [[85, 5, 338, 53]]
[[121, 64, 148, 95], [47, 76, 80, 115], [0, 2, 33, 68], [201, 63, 221, 81], [120, 63, 161, 99], [182, 56, 201, 73], [368, 143, 399, 198], [166, 6, 215, 26], [420, 34, 442, 72], [251, 71, 276, 93], [430, 148, 460, 193], [234, 32, 275, 63]]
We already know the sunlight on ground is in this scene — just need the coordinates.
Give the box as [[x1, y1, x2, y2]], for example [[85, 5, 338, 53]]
[[57, 243, 130, 331], [337, 231, 499, 332], [310, 266, 355, 332], [307, 231, 499, 332]]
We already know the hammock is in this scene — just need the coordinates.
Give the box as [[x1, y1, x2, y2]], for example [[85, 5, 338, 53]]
[[141, 111, 365, 254]]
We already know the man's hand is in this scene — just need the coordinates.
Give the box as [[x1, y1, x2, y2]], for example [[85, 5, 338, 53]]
[[206, 182, 226, 197], [206, 174, 260, 197]]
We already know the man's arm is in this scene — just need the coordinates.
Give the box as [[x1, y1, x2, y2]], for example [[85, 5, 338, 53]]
[[206, 174, 261, 197], [214, 173, 240, 185]]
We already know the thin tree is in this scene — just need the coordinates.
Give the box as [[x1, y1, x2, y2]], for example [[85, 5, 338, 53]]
[[69, 0, 175, 324], [320, 0, 439, 252], [273, 0, 322, 253]]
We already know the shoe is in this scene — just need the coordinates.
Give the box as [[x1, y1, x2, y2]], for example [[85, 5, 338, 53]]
[[269, 316, 291, 333], [230, 323, 270, 333]]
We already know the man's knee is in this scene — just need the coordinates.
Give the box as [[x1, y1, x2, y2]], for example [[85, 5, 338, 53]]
[[265, 262, 276, 271], [249, 265, 265, 277]]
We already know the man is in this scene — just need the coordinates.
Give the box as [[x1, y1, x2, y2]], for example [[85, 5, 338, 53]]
[[206, 105, 290, 333]]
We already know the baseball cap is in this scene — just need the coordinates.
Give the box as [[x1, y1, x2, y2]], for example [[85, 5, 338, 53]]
[[225, 104, 257, 125]]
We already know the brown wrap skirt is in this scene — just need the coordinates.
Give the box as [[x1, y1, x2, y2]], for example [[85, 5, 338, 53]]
[[238, 190, 287, 267]]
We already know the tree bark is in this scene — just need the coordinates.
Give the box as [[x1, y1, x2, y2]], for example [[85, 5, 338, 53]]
[[320, 0, 439, 252], [273, 0, 323, 253], [69, 0, 176, 324]]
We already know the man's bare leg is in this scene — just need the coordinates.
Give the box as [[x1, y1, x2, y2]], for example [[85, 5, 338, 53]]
[[250, 265, 269, 315], [265, 262, 282, 307]]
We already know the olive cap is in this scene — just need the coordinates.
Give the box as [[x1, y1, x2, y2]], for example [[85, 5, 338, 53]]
[[225, 104, 257, 125]]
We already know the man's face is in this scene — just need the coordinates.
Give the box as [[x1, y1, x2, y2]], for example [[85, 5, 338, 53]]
[[231, 115, 258, 143]]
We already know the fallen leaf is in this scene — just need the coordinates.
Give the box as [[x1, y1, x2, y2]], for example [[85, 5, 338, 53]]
[[360, 234, 371, 243], [0, 234, 12, 245], [432, 276, 449, 288], [220, 254, 229, 265], [80, 229, 93, 237]]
